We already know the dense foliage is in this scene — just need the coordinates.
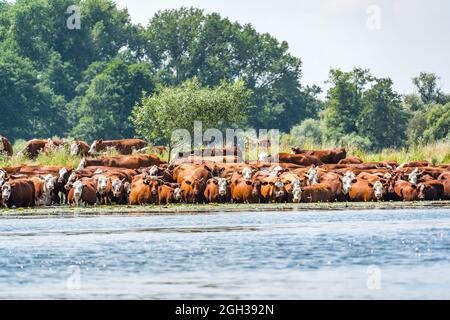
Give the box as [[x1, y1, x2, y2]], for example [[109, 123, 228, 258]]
[[1, 0, 449, 152]]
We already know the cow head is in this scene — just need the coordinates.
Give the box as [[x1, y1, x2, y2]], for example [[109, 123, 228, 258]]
[[372, 181, 385, 200], [42, 174, 56, 194], [273, 179, 286, 200], [292, 179, 302, 203], [342, 171, 356, 195], [147, 165, 159, 177], [173, 188, 184, 201], [408, 168, 420, 184], [192, 178, 205, 199], [89, 140, 102, 155], [73, 180, 84, 204], [417, 183, 427, 200], [2, 183, 12, 203], [70, 141, 79, 156], [270, 166, 284, 177], [251, 180, 262, 199], [65, 172, 79, 190], [217, 178, 229, 196], [111, 178, 126, 198], [305, 166, 319, 186], [58, 168, 70, 184], [124, 181, 132, 196], [77, 158, 86, 170], [97, 175, 109, 194], [242, 167, 253, 180]]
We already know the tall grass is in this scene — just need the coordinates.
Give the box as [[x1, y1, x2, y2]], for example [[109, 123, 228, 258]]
[[280, 140, 450, 165], [2, 140, 450, 168]]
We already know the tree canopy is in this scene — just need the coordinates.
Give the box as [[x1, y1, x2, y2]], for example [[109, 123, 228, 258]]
[[131, 78, 251, 157], [0, 0, 449, 153]]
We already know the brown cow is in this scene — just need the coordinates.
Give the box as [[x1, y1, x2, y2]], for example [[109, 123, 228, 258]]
[[300, 184, 334, 203], [180, 176, 205, 203], [348, 179, 386, 202], [30, 175, 56, 206], [438, 172, 450, 199], [43, 139, 66, 154], [89, 139, 148, 155], [70, 140, 90, 157], [393, 180, 419, 201], [291, 147, 346, 164], [67, 179, 98, 207], [20, 139, 48, 158], [129, 179, 151, 205], [338, 156, 363, 165], [78, 154, 162, 170], [417, 180, 444, 201], [204, 178, 231, 203], [277, 153, 324, 166], [231, 178, 261, 204], [0, 136, 13, 157], [398, 160, 430, 169], [320, 172, 343, 200], [95, 175, 113, 205], [1, 179, 35, 208]]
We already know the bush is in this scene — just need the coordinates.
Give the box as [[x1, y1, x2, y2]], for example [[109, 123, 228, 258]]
[[339, 133, 372, 153], [286, 119, 324, 147]]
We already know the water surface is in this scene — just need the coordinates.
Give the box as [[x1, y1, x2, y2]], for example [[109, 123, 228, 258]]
[[0, 209, 449, 299]]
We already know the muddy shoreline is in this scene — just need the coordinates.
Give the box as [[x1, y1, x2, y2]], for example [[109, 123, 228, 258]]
[[1, 201, 450, 218]]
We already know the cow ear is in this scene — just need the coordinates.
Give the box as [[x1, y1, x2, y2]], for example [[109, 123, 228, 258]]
[[98, 139, 103, 143]]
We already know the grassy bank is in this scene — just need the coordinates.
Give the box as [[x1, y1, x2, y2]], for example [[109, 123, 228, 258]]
[[1, 201, 450, 218], [2, 140, 450, 169], [279, 141, 450, 165]]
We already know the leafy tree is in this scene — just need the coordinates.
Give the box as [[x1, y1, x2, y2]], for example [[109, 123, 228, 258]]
[[323, 68, 372, 143], [412, 72, 444, 104], [142, 7, 314, 131], [357, 78, 408, 150], [403, 93, 424, 112], [286, 119, 324, 147], [70, 59, 155, 141], [422, 103, 450, 142], [131, 78, 252, 159], [0, 48, 65, 140]]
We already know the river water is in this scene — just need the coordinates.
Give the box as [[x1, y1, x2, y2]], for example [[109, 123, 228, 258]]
[[0, 209, 449, 299]]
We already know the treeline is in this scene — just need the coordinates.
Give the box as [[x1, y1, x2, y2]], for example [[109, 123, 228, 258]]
[[1, 0, 449, 152]]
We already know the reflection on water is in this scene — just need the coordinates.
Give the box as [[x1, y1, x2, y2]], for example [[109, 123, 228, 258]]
[[0, 209, 450, 299]]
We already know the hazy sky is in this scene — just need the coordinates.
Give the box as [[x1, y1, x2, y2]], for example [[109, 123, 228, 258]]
[[115, 0, 450, 95]]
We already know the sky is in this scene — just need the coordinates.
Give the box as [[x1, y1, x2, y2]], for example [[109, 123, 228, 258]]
[[114, 0, 450, 96]]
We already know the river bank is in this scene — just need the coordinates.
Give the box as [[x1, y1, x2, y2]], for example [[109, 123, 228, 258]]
[[1, 200, 450, 218]]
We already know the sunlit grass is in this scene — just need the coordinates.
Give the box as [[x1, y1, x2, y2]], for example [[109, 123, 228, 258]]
[[2, 139, 450, 168]]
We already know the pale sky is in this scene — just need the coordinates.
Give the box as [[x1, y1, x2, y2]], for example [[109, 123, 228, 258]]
[[114, 0, 450, 96]]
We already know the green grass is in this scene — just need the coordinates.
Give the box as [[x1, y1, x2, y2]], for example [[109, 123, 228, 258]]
[[280, 141, 450, 165], [2, 140, 450, 169]]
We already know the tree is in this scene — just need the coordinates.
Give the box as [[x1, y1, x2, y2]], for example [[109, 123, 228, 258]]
[[422, 103, 450, 142], [357, 78, 408, 150], [70, 59, 155, 141], [286, 119, 324, 147], [131, 78, 252, 159], [412, 72, 444, 104], [323, 68, 372, 143], [0, 47, 65, 140], [142, 7, 314, 131]]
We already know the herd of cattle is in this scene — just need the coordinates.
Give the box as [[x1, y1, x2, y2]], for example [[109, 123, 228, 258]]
[[1, 136, 450, 208]]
